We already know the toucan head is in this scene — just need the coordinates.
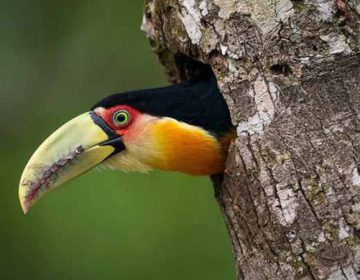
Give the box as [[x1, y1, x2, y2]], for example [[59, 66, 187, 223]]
[[19, 77, 234, 213]]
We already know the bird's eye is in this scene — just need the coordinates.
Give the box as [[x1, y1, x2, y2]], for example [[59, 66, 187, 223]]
[[113, 110, 130, 126]]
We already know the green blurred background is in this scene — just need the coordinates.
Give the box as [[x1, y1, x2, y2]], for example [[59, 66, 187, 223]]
[[0, 1, 235, 279]]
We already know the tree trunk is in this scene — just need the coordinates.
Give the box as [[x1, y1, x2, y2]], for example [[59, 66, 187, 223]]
[[141, 0, 360, 279]]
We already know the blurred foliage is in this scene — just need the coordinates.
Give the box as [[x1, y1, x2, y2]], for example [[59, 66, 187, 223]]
[[0, 1, 235, 279]]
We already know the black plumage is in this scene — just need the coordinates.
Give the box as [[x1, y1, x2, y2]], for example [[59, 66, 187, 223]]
[[91, 76, 233, 136]]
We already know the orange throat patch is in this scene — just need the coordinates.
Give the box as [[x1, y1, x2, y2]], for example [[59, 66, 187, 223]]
[[151, 118, 228, 175]]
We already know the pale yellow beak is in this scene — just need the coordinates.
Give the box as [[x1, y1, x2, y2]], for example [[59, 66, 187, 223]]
[[19, 112, 122, 214]]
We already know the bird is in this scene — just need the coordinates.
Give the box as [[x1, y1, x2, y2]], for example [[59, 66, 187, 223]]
[[18, 74, 235, 214]]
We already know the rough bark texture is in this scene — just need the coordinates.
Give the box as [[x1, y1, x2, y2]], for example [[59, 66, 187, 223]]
[[141, 0, 360, 279]]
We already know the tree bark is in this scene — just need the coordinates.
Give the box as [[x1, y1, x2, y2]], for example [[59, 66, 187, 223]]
[[141, 0, 360, 279]]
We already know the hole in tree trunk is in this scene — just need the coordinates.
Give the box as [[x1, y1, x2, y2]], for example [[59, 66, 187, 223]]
[[270, 63, 292, 76], [173, 54, 215, 81]]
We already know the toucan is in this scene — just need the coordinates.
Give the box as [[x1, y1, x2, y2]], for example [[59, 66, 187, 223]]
[[19, 75, 235, 214]]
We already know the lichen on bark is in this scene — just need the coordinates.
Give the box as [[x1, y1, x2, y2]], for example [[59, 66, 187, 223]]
[[142, 0, 360, 279]]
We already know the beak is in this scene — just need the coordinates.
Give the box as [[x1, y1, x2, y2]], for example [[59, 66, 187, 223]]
[[19, 112, 125, 214]]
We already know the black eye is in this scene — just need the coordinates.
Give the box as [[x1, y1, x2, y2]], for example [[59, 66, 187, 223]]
[[113, 110, 130, 126]]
